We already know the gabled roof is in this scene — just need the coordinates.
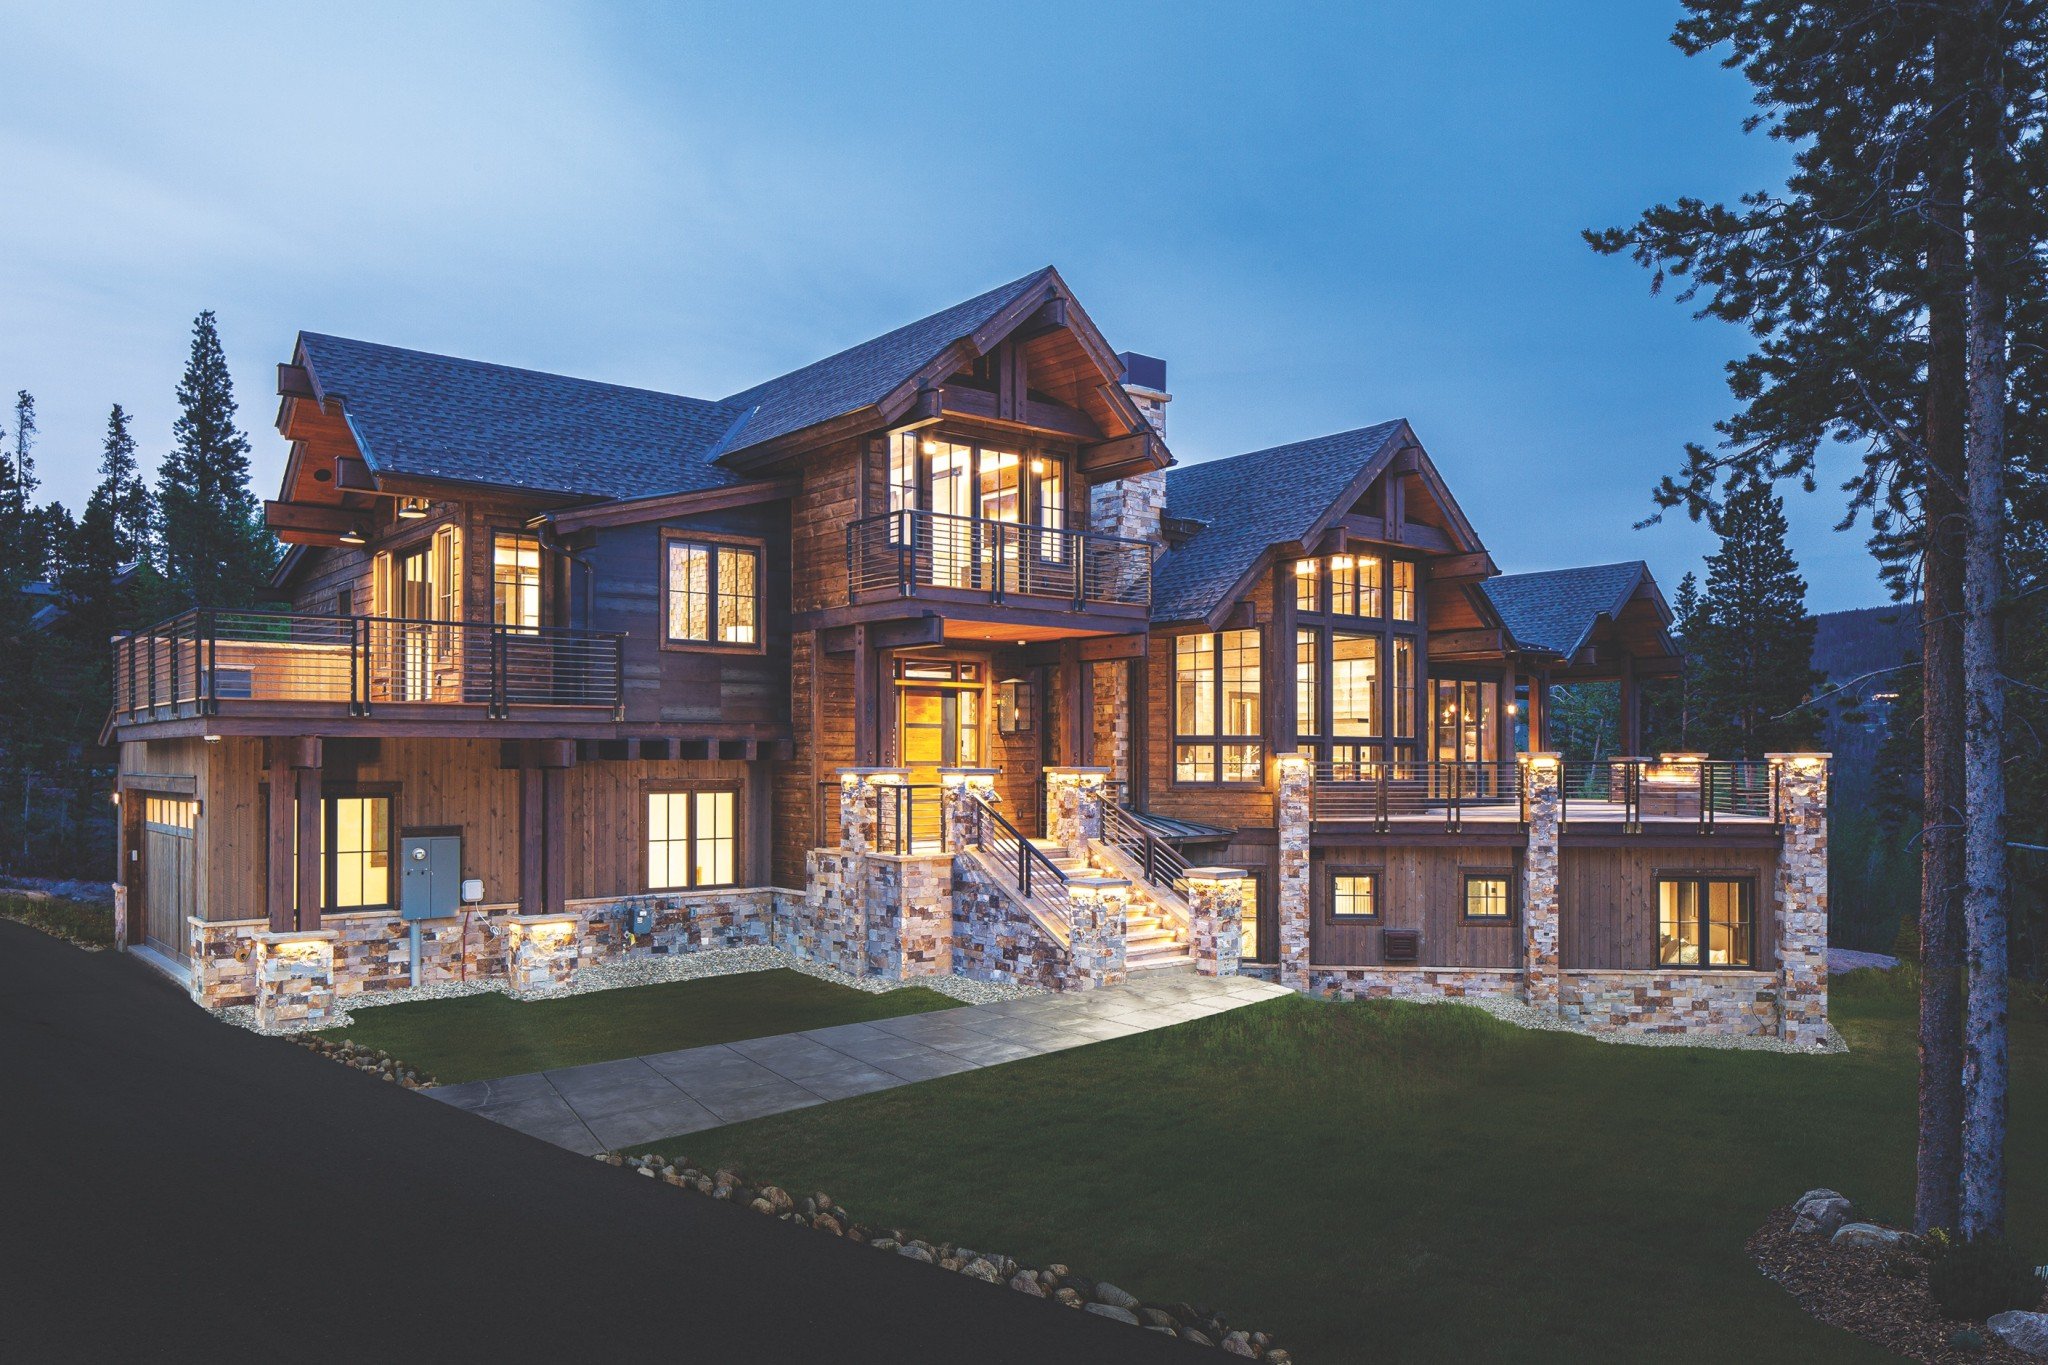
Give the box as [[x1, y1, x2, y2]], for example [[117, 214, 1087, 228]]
[[295, 333, 751, 500], [718, 270, 1052, 458], [1152, 421, 1409, 624], [1481, 561, 1667, 658]]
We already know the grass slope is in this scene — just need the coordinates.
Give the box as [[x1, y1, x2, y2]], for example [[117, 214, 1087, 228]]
[[661, 973, 2043, 1364], [0, 892, 114, 949], [317, 969, 960, 1083]]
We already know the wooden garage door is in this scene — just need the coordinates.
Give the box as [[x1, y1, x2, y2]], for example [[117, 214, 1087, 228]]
[[142, 796, 197, 961]]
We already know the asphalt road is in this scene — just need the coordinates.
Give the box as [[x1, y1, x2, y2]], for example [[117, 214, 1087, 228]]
[[0, 920, 1197, 1362]]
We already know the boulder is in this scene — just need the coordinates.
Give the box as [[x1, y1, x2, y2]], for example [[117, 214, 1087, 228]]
[[1054, 1288, 1084, 1309], [1093, 1282, 1140, 1311], [1793, 1196, 1854, 1239], [961, 1258, 1003, 1285], [1008, 1272, 1046, 1297], [898, 1244, 933, 1264], [1140, 1308, 1180, 1331], [1794, 1188, 1848, 1214], [1989, 1312, 2048, 1358], [1830, 1223, 1905, 1250], [761, 1186, 794, 1215], [1083, 1303, 1140, 1327]]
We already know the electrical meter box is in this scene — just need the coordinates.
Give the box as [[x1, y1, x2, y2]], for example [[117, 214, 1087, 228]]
[[399, 835, 462, 922], [627, 901, 657, 936]]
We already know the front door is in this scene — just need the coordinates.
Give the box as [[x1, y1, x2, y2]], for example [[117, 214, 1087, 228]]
[[1433, 678, 1501, 795], [896, 671, 983, 848]]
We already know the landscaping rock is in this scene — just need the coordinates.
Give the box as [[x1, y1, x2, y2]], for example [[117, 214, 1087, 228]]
[[1794, 1188, 1847, 1214], [1008, 1272, 1044, 1297], [761, 1186, 794, 1215], [1793, 1196, 1854, 1238], [1222, 1330, 1257, 1356], [898, 1244, 933, 1264], [1140, 1307, 1179, 1331], [961, 1258, 1003, 1284], [813, 1214, 842, 1237], [1989, 1311, 2048, 1358], [1093, 1281, 1139, 1311], [1183, 1328, 1215, 1347], [869, 1238, 899, 1253], [1053, 1288, 1084, 1309], [1083, 1303, 1140, 1326], [1829, 1223, 1904, 1250]]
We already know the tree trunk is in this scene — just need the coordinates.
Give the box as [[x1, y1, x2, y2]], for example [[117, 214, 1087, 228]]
[[1914, 3, 1970, 1238], [1958, 3, 2010, 1240]]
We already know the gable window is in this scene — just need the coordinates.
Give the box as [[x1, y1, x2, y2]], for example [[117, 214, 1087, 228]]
[[1657, 876, 1753, 968], [1033, 457, 1066, 562], [1296, 629, 1318, 742], [1463, 872, 1512, 921], [1392, 559, 1417, 622], [1294, 558, 1320, 612], [1329, 554, 1383, 618], [493, 532, 543, 631], [1329, 870, 1379, 920], [647, 788, 739, 889], [665, 537, 760, 647], [1174, 628, 1262, 782]]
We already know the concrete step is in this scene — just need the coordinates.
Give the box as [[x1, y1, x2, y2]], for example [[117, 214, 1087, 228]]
[[1128, 956, 1196, 975]]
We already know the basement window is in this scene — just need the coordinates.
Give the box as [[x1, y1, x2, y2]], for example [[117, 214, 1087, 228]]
[[1656, 876, 1753, 968]]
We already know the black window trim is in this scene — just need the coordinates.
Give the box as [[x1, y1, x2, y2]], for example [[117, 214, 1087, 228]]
[[1652, 871, 1759, 970], [1171, 627, 1265, 786], [1460, 868, 1516, 924], [1324, 864, 1383, 923], [659, 530, 765, 654]]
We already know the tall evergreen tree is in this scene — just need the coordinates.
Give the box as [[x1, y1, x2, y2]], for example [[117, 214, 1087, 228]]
[[94, 403, 155, 567], [157, 311, 275, 607], [1686, 476, 1822, 757]]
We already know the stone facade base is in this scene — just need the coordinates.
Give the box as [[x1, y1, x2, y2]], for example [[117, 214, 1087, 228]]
[[1559, 970, 1779, 1036], [952, 853, 1083, 991], [1303, 967, 1527, 1003], [252, 931, 338, 1030], [504, 915, 581, 993]]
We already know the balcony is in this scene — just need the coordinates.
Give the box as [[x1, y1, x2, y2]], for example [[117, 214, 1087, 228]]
[[1310, 758, 1778, 834], [110, 609, 624, 731], [845, 510, 1151, 618]]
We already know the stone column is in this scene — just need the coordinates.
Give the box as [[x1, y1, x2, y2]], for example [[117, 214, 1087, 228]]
[[836, 767, 908, 855], [1771, 753, 1831, 1047], [1276, 752, 1312, 991], [1521, 753, 1562, 1011], [252, 930, 338, 1030], [1066, 875, 1130, 989], [938, 768, 1000, 853], [1044, 766, 1111, 856], [504, 914, 581, 993], [1183, 867, 1247, 978]]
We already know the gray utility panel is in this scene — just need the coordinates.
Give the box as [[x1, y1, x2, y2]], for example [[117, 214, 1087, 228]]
[[400, 835, 462, 921]]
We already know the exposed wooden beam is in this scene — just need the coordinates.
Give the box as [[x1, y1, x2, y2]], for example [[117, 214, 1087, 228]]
[[1075, 430, 1161, 476], [937, 385, 1099, 441], [1427, 627, 1507, 657], [543, 478, 798, 534], [1426, 551, 1497, 580], [276, 363, 317, 400], [1077, 633, 1147, 662], [265, 501, 362, 536], [1012, 296, 1068, 341], [820, 614, 943, 654]]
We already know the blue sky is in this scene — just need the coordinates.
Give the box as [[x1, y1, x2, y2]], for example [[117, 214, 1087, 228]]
[[1, 1, 1886, 611]]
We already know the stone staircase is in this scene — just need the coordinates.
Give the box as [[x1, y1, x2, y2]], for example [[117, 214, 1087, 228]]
[[1028, 839, 1192, 973]]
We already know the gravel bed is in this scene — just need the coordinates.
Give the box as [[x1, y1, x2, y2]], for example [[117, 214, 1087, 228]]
[[1404, 993, 1848, 1054], [216, 946, 1043, 1036]]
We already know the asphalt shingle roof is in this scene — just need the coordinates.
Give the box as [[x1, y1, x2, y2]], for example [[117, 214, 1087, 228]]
[[719, 269, 1051, 455], [1152, 421, 1407, 623], [297, 333, 751, 500], [1481, 561, 1653, 657]]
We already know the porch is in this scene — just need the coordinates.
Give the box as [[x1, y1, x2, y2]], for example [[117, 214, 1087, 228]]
[[1308, 755, 1779, 834], [844, 508, 1152, 622]]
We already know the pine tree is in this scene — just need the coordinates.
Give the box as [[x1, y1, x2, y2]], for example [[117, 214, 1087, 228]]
[[1687, 476, 1821, 757], [94, 403, 154, 567], [157, 311, 276, 607]]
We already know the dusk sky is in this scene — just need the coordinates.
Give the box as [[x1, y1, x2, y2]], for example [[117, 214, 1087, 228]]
[[2, 1, 1888, 611]]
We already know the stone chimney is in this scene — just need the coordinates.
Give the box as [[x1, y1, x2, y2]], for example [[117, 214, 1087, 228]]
[[1090, 351, 1170, 544]]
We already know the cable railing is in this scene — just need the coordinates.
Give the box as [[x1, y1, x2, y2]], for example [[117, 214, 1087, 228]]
[[1559, 758, 1776, 830], [846, 509, 1152, 609], [1312, 760, 1525, 831], [112, 609, 624, 721], [875, 783, 944, 855], [1101, 800, 1190, 897], [966, 789, 1071, 929]]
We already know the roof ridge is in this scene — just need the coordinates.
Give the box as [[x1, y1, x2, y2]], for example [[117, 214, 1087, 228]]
[[297, 331, 736, 411], [1166, 418, 1407, 481]]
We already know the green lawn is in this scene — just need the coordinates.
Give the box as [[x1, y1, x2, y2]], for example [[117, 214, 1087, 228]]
[[656, 973, 2045, 1364], [317, 969, 961, 1083]]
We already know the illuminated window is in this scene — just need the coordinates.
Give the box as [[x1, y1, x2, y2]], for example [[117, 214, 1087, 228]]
[[322, 794, 391, 911], [1657, 877, 1752, 967], [1239, 877, 1262, 961], [647, 788, 739, 890], [1392, 559, 1416, 622], [1296, 629, 1318, 741], [1174, 629, 1262, 782], [1034, 457, 1066, 562], [1393, 637, 1415, 739], [1332, 632, 1379, 737], [1330, 872, 1378, 920], [1464, 873, 1512, 921], [1330, 555, 1382, 617], [665, 539, 759, 646], [492, 532, 542, 631], [887, 431, 921, 544], [1294, 558, 1320, 612]]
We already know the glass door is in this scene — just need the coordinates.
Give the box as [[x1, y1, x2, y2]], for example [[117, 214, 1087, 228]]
[[396, 543, 437, 701], [928, 441, 975, 588], [977, 447, 1022, 593], [1433, 678, 1500, 795]]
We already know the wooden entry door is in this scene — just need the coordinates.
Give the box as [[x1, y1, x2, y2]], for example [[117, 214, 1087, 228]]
[[897, 684, 981, 847], [140, 795, 198, 961]]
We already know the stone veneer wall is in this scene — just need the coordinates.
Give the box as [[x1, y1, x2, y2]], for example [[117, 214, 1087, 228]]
[[1772, 757, 1831, 1047], [1303, 967, 1527, 1003], [1182, 870, 1245, 978], [1521, 756, 1562, 1010], [862, 856, 953, 979], [252, 932, 337, 1029], [1559, 970, 1780, 1035], [951, 853, 1080, 991], [1276, 755, 1313, 990]]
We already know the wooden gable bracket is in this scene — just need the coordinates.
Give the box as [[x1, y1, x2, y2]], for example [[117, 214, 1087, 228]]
[[265, 501, 364, 537]]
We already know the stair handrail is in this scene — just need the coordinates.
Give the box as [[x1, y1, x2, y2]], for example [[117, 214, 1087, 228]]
[[965, 789, 1071, 923], [1102, 800, 1189, 895]]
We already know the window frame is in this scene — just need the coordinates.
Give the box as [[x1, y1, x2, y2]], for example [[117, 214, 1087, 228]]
[[1653, 872, 1758, 970], [641, 781, 744, 891], [491, 529, 545, 633], [659, 530, 765, 653], [1325, 866, 1382, 923], [1460, 869, 1515, 924], [1171, 626, 1265, 786]]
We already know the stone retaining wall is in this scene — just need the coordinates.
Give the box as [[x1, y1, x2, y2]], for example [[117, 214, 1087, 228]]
[[951, 854, 1077, 991], [1560, 969, 1780, 1036], [1302, 966, 1528, 1003]]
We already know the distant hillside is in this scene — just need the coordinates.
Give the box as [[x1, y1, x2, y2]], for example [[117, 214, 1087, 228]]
[[1811, 604, 1919, 806]]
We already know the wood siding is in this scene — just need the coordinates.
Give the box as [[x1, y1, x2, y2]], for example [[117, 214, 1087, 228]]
[[1308, 842, 1523, 968], [1559, 841, 1780, 971]]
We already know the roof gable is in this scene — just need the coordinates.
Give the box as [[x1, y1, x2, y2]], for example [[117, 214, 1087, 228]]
[[1481, 561, 1666, 658], [1151, 421, 1410, 624], [295, 333, 749, 500]]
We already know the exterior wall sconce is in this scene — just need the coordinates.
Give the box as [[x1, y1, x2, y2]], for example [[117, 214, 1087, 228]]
[[397, 496, 431, 519], [339, 524, 367, 545]]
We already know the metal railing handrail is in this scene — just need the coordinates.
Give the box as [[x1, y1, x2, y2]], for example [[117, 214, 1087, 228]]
[[1558, 757, 1777, 831], [1102, 800, 1189, 897], [966, 789, 1071, 926], [1310, 759, 1525, 832], [845, 507, 1152, 609]]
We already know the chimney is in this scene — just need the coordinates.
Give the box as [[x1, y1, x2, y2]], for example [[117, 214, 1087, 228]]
[[1092, 352, 1170, 544]]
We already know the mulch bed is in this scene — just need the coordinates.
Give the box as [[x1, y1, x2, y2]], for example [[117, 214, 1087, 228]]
[[1749, 1204, 2045, 1363]]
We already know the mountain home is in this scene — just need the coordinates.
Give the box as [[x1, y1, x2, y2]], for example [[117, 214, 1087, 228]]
[[104, 267, 1829, 1041]]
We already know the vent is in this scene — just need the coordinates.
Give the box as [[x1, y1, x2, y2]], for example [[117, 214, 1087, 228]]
[[1382, 928, 1421, 964]]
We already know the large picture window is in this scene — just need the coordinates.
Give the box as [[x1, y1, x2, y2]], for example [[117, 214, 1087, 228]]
[[323, 794, 392, 911], [1331, 633, 1379, 737], [1174, 628, 1262, 782], [1657, 876, 1753, 968], [665, 538, 760, 647], [647, 788, 739, 890]]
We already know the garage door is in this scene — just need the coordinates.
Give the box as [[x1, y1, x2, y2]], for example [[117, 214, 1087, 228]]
[[142, 796, 197, 961]]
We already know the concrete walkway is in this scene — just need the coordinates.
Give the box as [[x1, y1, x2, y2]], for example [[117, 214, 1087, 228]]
[[428, 970, 1292, 1154]]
